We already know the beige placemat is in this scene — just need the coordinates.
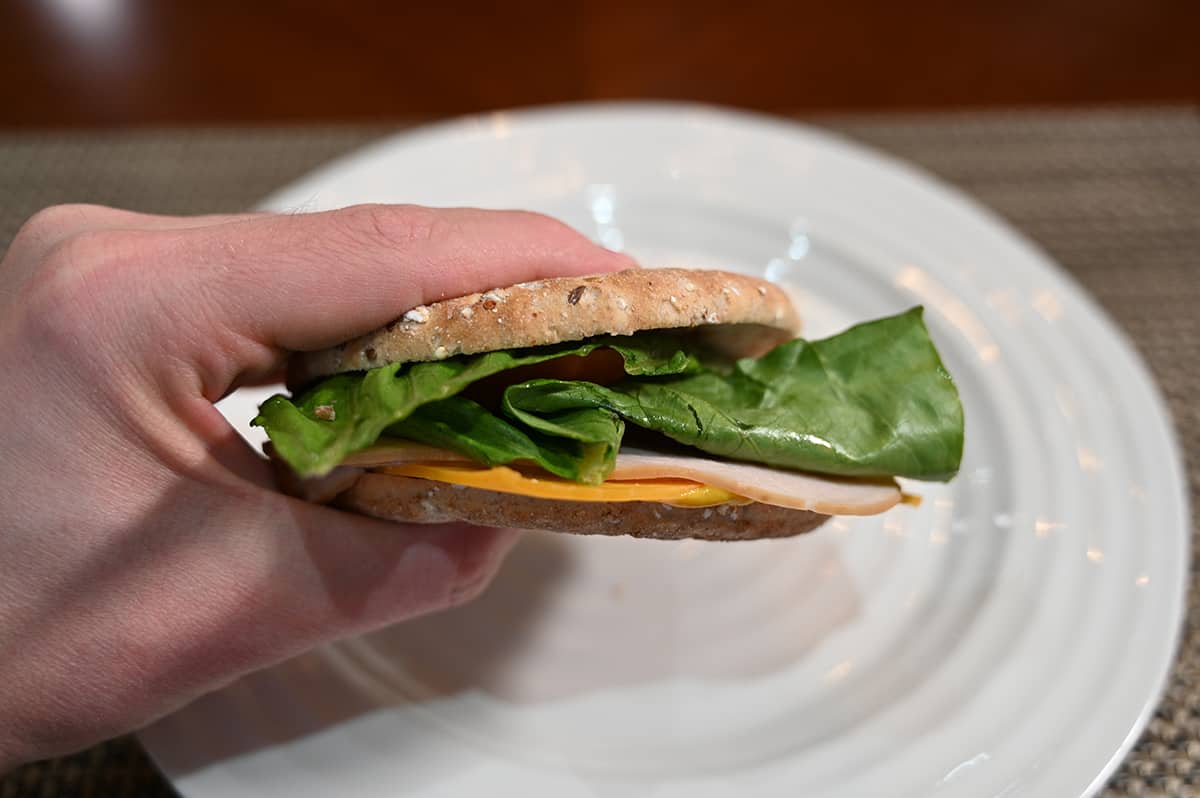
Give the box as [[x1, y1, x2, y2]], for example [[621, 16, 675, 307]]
[[0, 109, 1196, 797]]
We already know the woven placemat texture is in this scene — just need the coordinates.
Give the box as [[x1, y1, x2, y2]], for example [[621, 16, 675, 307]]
[[0, 109, 1196, 797]]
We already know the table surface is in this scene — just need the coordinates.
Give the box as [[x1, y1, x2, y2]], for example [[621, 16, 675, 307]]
[[0, 108, 1197, 798]]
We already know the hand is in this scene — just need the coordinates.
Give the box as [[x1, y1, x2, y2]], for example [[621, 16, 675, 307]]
[[0, 203, 632, 768]]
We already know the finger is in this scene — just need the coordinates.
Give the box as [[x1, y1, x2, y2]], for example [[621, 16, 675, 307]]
[[7, 204, 266, 264], [172, 203, 635, 354], [144, 485, 523, 694], [2, 206, 268, 310]]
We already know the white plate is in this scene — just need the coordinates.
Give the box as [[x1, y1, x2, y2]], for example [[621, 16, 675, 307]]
[[141, 104, 1189, 797]]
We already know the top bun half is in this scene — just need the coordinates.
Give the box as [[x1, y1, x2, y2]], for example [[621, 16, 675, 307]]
[[289, 268, 799, 386]]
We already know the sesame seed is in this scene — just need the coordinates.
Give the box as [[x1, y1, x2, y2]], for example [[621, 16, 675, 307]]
[[401, 306, 430, 324], [433, 345, 449, 359], [757, 285, 767, 296], [615, 297, 629, 311], [684, 281, 696, 291]]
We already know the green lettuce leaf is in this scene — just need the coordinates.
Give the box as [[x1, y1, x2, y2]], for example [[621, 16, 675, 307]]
[[253, 334, 697, 478], [504, 308, 963, 481], [386, 398, 623, 484], [254, 308, 963, 482]]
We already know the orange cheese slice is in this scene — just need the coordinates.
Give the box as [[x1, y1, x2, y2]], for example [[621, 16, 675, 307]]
[[377, 463, 747, 508]]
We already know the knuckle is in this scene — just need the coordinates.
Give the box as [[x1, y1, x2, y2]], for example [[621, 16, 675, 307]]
[[12, 203, 127, 249], [341, 203, 453, 250], [22, 229, 159, 335], [7, 205, 80, 261], [39, 228, 140, 286], [18, 203, 94, 237]]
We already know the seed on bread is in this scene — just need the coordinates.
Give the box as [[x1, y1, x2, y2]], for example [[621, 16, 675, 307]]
[[401, 306, 430, 324]]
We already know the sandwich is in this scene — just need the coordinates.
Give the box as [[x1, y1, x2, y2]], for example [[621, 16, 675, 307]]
[[254, 268, 963, 540]]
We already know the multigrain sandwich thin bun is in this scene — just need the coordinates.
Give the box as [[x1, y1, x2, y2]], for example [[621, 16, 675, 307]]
[[337, 472, 829, 542], [291, 268, 801, 385], [260, 267, 965, 541]]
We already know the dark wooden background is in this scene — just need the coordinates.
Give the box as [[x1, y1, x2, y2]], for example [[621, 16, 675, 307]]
[[1, 0, 1198, 128]]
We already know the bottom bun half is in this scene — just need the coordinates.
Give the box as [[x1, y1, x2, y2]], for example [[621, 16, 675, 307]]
[[336, 472, 830, 541]]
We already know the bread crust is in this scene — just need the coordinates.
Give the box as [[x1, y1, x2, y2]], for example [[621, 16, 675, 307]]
[[290, 268, 798, 385], [336, 472, 829, 542]]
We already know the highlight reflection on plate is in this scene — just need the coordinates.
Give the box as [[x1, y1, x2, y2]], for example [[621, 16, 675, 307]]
[[142, 104, 1188, 798]]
